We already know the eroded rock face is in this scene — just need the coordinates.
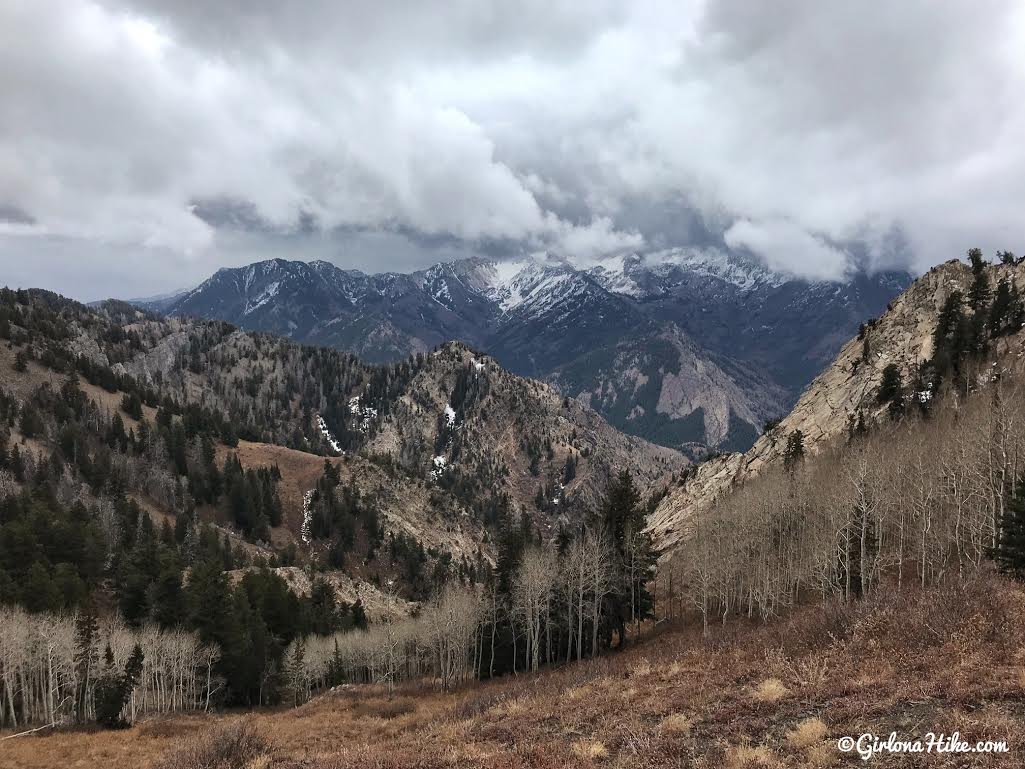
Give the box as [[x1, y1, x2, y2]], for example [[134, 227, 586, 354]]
[[364, 341, 687, 521], [649, 259, 1025, 555]]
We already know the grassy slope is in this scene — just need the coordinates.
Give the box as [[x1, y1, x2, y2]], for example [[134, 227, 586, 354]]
[[6, 573, 1025, 768]]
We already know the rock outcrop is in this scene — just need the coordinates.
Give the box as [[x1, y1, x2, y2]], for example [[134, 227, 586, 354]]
[[648, 258, 1025, 554]]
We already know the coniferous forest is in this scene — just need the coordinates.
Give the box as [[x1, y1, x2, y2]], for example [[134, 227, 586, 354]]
[[0, 287, 665, 728]]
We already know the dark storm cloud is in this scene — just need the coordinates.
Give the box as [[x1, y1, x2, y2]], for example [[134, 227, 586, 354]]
[[2, 0, 1025, 299]]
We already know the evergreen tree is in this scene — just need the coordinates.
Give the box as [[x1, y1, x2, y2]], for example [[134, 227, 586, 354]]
[[783, 430, 805, 472], [94, 643, 144, 728], [996, 476, 1025, 578], [351, 596, 368, 630], [989, 278, 1024, 338], [495, 511, 526, 595], [601, 469, 642, 558], [931, 290, 969, 380], [968, 248, 991, 310], [284, 638, 308, 707], [120, 392, 143, 421], [877, 364, 903, 409], [989, 277, 1013, 337], [150, 550, 186, 628], [73, 609, 99, 724], [309, 579, 340, 634], [600, 470, 655, 644]]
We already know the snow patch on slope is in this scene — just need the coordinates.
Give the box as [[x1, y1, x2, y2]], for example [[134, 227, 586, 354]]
[[348, 396, 378, 433], [301, 489, 314, 543], [316, 414, 342, 454], [430, 454, 448, 481], [243, 280, 281, 315]]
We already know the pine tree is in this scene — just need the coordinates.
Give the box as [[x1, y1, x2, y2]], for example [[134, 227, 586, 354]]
[[285, 638, 308, 707], [151, 550, 185, 628], [877, 364, 903, 407], [495, 511, 525, 595], [351, 596, 368, 630], [94, 643, 144, 728], [989, 277, 1013, 337], [989, 277, 1024, 338], [601, 469, 642, 560], [74, 609, 99, 723], [600, 470, 655, 644], [996, 477, 1025, 578], [932, 290, 968, 380], [783, 430, 805, 472]]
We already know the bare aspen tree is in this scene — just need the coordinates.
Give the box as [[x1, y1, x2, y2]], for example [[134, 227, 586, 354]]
[[663, 375, 1025, 631], [512, 545, 556, 672], [0, 607, 215, 728], [585, 528, 615, 655]]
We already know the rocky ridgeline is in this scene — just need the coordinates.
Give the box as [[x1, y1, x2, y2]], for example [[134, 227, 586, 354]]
[[648, 258, 1025, 554]]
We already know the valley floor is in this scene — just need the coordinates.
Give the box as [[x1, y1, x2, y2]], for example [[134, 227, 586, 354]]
[[5, 574, 1025, 768]]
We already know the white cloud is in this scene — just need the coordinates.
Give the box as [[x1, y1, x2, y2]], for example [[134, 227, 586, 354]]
[[546, 216, 645, 264], [723, 219, 848, 282], [3, 0, 1025, 299]]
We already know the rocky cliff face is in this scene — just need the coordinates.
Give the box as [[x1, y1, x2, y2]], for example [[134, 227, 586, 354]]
[[648, 258, 1025, 554]]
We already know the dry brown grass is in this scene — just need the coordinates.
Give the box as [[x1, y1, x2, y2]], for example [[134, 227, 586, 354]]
[[570, 738, 608, 760], [151, 718, 266, 769], [6, 574, 1025, 768], [725, 744, 778, 768], [786, 717, 828, 749], [802, 741, 837, 768], [658, 713, 693, 735], [750, 677, 790, 703], [629, 657, 651, 677]]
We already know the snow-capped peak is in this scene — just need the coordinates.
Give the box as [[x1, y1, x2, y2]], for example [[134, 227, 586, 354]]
[[586, 247, 788, 296], [480, 255, 581, 313]]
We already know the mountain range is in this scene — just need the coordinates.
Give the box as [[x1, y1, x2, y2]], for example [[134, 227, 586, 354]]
[[144, 249, 911, 454]]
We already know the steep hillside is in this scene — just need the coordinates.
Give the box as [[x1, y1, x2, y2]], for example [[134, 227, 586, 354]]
[[649, 256, 1025, 553], [364, 342, 684, 521], [149, 252, 908, 452], [0, 288, 682, 593]]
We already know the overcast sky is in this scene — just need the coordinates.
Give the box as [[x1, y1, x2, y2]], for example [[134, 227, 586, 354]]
[[2, 1, 1025, 301]]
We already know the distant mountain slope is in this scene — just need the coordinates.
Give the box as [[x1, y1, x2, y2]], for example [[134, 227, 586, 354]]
[[148, 251, 910, 453], [1, 290, 683, 573]]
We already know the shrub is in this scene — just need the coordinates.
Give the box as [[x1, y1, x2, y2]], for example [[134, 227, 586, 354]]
[[350, 698, 415, 720], [153, 719, 266, 769]]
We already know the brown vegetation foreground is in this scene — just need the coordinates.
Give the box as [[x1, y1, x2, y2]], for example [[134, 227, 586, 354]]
[[5, 573, 1025, 768]]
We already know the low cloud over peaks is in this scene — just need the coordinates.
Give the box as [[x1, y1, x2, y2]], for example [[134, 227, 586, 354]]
[[3, 1, 1025, 298]]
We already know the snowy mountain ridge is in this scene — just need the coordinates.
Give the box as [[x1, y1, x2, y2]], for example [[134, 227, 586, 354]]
[[145, 252, 911, 454]]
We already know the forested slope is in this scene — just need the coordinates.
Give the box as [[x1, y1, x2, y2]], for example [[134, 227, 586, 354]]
[[0, 287, 682, 724]]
